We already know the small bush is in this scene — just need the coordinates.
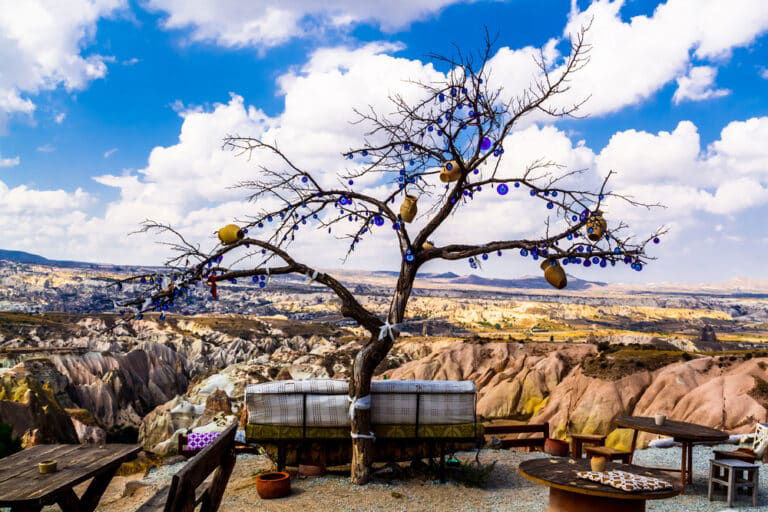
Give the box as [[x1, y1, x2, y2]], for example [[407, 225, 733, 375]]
[[0, 422, 21, 459]]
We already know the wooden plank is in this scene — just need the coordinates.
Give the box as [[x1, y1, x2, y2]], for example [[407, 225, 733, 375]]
[[170, 424, 237, 493], [0, 445, 82, 485], [0, 444, 139, 504], [518, 458, 682, 501], [616, 416, 728, 442]]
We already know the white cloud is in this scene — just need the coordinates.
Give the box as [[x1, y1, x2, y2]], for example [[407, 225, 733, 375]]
[[0, 154, 20, 167], [0, 0, 125, 128], [761, 67, 768, 79], [672, 66, 730, 104], [103, 148, 118, 158], [544, 0, 768, 116], [54, 112, 66, 124], [145, 0, 466, 50], [37, 144, 55, 153]]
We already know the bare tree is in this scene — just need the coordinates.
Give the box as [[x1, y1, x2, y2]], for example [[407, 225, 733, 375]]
[[109, 27, 665, 484]]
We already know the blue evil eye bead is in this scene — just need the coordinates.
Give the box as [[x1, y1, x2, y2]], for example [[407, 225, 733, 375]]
[[339, 196, 352, 205], [577, 246, 584, 253], [405, 253, 415, 262], [348, 180, 354, 185], [592, 257, 599, 264], [571, 215, 578, 221], [567, 234, 573, 241], [251, 276, 259, 283], [482, 253, 489, 260], [450, 88, 457, 96], [552, 191, 558, 197], [473, 169, 479, 174], [543, 191, 549, 197], [497, 184, 509, 195], [497, 250, 502, 256], [599, 194, 605, 200], [480, 137, 492, 150], [257, 222, 263, 228], [624, 255, 632, 264], [530, 190, 536, 196], [438, 93, 445, 102], [520, 249, 528, 256], [531, 248, 539, 257], [301, 176, 308, 183], [393, 221, 401, 230], [362, 150, 368, 156], [404, 143, 410, 150], [259, 281, 267, 288], [547, 202, 554, 209], [614, 248, 621, 254], [653, 237, 660, 244], [514, 182, 520, 188], [600, 259, 607, 268], [563, 259, 569, 266], [583, 259, 592, 267], [428, 125, 434, 132], [348, 154, 353, 159], [468, 110, 475, 117], [373, 215, 384, 226]]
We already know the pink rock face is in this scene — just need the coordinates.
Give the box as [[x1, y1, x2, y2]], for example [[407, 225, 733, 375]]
[[385, 342, 768, 445]]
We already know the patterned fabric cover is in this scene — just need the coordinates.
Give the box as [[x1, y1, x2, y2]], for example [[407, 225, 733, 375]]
[[577, 470, 673, 492], [245, 422, 483, 441], [186, 431, 221, 451], [245, 379, 477, 427]]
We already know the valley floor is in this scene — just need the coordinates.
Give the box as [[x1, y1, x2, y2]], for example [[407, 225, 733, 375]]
[[86, 445, 768, 512]]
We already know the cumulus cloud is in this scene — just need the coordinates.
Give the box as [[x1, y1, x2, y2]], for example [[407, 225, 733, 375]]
[[0, 0, 125, 128], [145, 0, 466, 50], [0, 154, 20, 167], [672, 66, 730, 104]]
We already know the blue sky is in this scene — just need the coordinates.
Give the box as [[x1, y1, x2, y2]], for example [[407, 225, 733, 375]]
[[1, 0, 768, 284]]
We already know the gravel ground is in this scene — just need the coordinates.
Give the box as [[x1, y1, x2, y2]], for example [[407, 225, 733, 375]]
[[88, 445, 768, 512]]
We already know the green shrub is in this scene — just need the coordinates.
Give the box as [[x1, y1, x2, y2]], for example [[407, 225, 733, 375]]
[[0, 422, 21, 459]]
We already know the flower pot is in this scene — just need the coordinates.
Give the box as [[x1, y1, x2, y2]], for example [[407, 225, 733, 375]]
[[38, 460, 57, 474], [544, 438, 569, 457], [590, 456, 607, 472], [540, 260, 567, 290], [585, 211, 607, 242], [299, 463, 326, 477], [654, 414, 666, 426], [255, 471, 291, 499], [400, 195, 418, 223], [218, 224, 244, 245], [440, 160, 461, 183]]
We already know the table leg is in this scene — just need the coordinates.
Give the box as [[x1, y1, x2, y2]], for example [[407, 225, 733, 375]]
[[572, 439, 582, 459], [52, 465, 119, 512], [548, 488, 645, 512], [687, 442, 694, 484], [680, 442, 688, 494], [10, 505, 43, 512]]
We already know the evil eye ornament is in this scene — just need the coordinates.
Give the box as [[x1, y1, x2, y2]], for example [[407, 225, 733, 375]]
[[497, 184, 509, 195], [373, 215, 385, 226], [339, 196, 352, 206], [480, 137, 492, 151], [301, 176, 308, 183]]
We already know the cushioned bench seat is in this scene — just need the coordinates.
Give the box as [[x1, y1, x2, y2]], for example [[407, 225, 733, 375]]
[[245, 422, 483, 441]]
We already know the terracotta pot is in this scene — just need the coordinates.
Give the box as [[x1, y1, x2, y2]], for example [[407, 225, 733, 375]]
[[255, 471, 291, 499], [218, 224, 244, 245], [585, 211, 607, 242], [544, 438, 569, 457], [590, 456, 607, 472], [299, 463, 326, 477], [400, 195, 418, 223], [422, 241, 434, 250], [440, 160, 461, 183], [540, 260, 567, 290]]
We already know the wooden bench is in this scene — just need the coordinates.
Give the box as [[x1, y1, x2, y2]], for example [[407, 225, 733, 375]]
[[482, 421, 549, 450], [137, 423, 237, 512]]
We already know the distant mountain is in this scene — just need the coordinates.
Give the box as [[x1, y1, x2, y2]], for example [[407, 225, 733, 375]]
[[372, 270, 459, 279], [447, 273, 605, 291], [0, 249, 96, 268]]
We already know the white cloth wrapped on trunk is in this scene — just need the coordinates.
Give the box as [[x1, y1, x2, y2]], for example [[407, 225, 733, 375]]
[[245, 379, 476, 427]]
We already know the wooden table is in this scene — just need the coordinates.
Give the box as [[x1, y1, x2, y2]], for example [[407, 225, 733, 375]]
[[519, 457, 682, 512], [0, 443, 141, 512], [616, 416, 728, 491]]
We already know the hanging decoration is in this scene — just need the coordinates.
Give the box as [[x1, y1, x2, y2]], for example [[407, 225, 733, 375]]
[[399, 195, 418, 223], [440, 161, 461, 183], [422, 241, 435, 250], [585, 210, 607, 242], [541, 259, 567, 289], [218, 224, 244, 245]]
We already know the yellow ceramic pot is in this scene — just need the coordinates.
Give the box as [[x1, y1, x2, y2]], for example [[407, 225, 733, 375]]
[[540, 260, 567, 289], [590, 456, 607, 472], [218, 224, 244, 245], [400, 195, 418, 223], [585, 211, 607, 242], [422, 241, 435, 250], [440, 160, 461, 183]]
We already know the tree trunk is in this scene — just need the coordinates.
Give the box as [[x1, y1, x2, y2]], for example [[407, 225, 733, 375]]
[[350, 262, 417, 484]]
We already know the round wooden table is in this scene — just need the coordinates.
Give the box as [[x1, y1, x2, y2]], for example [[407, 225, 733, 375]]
[[518, 458, 682, 512], [616, 416, 728, 490]]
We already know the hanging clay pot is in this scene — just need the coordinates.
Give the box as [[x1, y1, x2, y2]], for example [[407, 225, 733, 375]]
[[400, 195, 418, 223], [541, 260, 567, 290], [440, 160, 461, 183], [585, 211, 607, 242], [422, 240, 435, 250], [544, 438, 569, 457], [218, 224, 244, 245]]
